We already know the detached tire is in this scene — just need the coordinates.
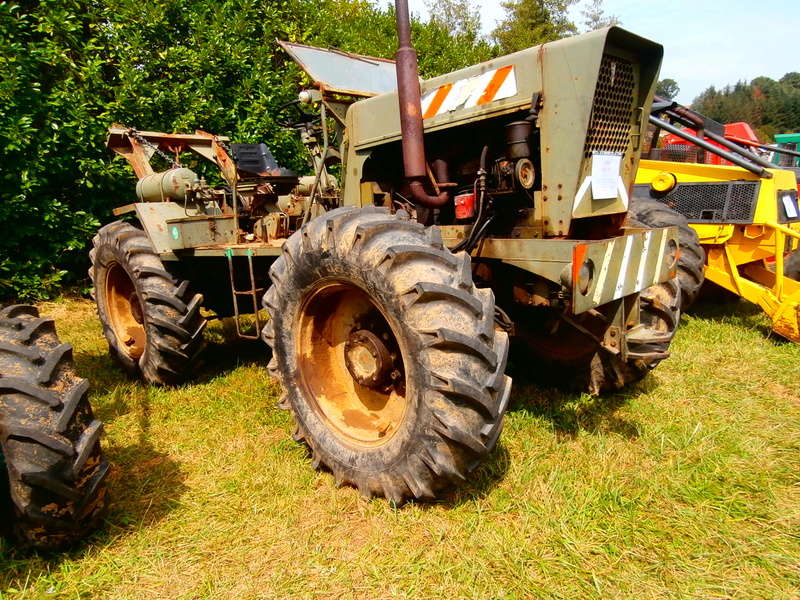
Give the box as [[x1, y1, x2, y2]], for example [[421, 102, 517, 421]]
[[262, 207, 511, 503], [628, 197, 705, 310], [90, 221, 206, 386], [0, 305, 109, 550]]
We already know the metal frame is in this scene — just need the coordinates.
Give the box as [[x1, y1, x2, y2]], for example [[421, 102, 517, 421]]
[[702, 222, 800, 342], [225, 248, 265, 340]]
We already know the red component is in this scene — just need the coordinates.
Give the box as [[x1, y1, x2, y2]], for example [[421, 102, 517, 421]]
[[454, 191, 476, 220], [662, 122, 761, 167], [724, 122, 759, 143]]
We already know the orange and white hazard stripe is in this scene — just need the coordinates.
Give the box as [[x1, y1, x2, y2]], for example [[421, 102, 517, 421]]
[[420, 65, 518, 119]]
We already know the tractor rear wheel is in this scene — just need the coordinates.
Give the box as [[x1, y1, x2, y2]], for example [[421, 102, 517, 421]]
[[0, 305, 109, 550], [785, 249, 800, 281], [513, 279, 681, 395], [628, 197, 705, 310], [90, 221, 206, 386], [262, 207, 511, 503]]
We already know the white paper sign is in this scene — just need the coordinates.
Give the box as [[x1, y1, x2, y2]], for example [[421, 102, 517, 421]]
[[782, 193, 798, 219], [591, 152, 622, 200]]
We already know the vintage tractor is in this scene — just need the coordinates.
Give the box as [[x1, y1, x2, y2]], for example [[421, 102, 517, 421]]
[[91, 4, 680, 503], [633, 97, 800, 342], [0, 305, 108, 550]]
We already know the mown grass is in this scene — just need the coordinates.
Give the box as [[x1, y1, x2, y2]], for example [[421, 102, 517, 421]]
[[1, 296, 798, 599]]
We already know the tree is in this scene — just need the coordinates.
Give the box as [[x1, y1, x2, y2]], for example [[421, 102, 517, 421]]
[[691, 72, 800, 141], [656, 78, 680, 100], [492, 0, 577, 54], [418, 0, 497, 73], [425, 0, 481, 39], [780, 72, 800, 91], [580, 0, 619, 31], [0, 0, 497, 300], [0, 0, 501, 300]]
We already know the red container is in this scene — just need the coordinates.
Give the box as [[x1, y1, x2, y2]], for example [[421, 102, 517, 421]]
[[454, 192, 476, 220]]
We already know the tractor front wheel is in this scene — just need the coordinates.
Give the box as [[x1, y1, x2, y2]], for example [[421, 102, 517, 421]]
[[90, 221, 206, 386], [628, 197, 705, 311], [513, 279, 682, 395], [262, 207, 511, 503]]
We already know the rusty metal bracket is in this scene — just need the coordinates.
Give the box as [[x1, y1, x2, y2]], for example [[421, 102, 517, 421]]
[[106, 124, 234, 183]]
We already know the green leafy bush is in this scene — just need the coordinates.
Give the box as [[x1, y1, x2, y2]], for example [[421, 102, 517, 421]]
[[0, 0, 497, 300]]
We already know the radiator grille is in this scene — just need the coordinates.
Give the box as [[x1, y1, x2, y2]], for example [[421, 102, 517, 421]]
[[646, 181, 760, 223], [649, 145, 705, 163], [776, 143, 798, 167], [583, 55, 636, 158]]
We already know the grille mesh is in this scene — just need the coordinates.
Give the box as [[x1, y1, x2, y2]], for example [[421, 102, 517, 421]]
[[659, 182, 760, 223], [583, 55, 635, 158], [650, 145, 705, 163], [776, 143, 797, 167]]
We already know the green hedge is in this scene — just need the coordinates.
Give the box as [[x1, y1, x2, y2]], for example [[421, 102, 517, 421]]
[[0, 0, 493, 300]]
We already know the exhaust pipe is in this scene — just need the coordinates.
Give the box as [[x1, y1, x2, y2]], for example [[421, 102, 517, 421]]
[[395, 0, 450, 208]]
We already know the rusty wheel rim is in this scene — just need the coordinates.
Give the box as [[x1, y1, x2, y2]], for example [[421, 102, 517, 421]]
[[296, 280, 407, 447], [105, 262, 146, 360]]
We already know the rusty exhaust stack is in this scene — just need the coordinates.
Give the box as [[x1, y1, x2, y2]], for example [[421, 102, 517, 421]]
[[395, 0, 450, 208]]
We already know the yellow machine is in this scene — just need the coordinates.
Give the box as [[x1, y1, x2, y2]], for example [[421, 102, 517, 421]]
[[635, 154, 800, 342], [632, 98, 800, 343]]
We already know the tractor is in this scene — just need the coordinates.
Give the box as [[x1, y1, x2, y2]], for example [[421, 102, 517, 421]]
[[0, 305, 108, 550], [632, 96, 800, 342], [90, 2, 680, 503]]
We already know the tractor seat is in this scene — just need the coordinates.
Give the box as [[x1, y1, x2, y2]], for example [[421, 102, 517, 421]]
[[232, 143, 297, 179]]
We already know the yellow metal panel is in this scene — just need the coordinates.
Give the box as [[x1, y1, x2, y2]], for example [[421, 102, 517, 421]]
[[635, 160, 800, 343], [691, 223, 734, 244], [636, 160, 799, 225]]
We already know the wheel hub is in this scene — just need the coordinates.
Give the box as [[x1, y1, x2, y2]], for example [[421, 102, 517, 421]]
[[105, 263, 146, 359], [344, 329, 393, 389], [296, 281, 407, 446]]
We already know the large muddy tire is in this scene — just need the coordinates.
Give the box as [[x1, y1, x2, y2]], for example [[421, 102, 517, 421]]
[[90, 221, 206, 386], [628, 197, 705, 310], [513, 279, 681, 395], [262, 207, 511, 504], [785, 249, 800, 281], [0, 305, 109, 550]]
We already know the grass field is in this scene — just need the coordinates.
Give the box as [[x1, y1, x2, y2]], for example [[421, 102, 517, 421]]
[[1, 296, 798, 599]]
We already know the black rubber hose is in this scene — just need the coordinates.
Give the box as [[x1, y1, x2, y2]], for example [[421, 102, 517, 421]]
[[463, 214, 495, 254]]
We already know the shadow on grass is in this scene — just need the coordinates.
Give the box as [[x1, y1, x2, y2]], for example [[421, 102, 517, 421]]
[[437, 442, 512, 508], [102, 387, 188, 532], [688, 295, 792, 346], [0, 387, 188, 586], [72, 350, 127, 397], [508, 374, 647, 441], [71, 329, 271, 397], [193, 336, 269, 382]]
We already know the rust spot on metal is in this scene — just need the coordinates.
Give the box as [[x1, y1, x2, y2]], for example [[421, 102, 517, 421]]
[[104, 264, 145, 360]]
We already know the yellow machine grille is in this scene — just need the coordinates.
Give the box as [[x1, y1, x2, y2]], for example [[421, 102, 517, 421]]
[[584, 55, 635, 159], [634, 182, 760, 223]]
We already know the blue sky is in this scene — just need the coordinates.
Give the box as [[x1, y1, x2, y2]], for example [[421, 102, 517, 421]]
[[405, 0, 800, 104]]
